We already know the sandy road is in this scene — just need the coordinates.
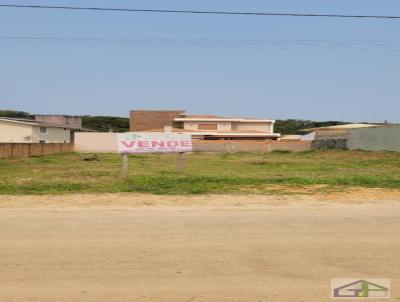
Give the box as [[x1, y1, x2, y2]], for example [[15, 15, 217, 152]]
[[0, 193, 400, 302]]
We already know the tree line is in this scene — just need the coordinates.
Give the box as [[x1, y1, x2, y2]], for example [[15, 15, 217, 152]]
[[0, 110, 347, 134]]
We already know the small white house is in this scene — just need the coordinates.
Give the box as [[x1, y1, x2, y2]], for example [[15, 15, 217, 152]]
[[0, 117, 71, 143]]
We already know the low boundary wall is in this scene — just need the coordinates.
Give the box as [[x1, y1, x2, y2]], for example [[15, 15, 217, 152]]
[[192, 140, 311, 153], [310, 131, 349, 150], [347, 125, 400, 151], [311, 139, 348, 150], [75, 133, 118, 153], [0, 143, 74, 159]]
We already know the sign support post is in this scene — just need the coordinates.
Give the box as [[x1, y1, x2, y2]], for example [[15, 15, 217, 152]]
[[177, 152, 186, 175], [121, 153, 129, 176]]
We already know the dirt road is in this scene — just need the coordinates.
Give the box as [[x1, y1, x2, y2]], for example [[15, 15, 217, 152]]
[[1, 193, 400, 301]]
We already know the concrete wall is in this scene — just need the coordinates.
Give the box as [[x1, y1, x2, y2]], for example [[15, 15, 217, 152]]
[[0, 143, 74, 158], [314, 130, 350, 141], [312, 139, 348, 150], [347, 125, 400, 151], [311, 131, 350, 150], [193, 140, 311, 153], [74, 132, 118, 153], [309, 125, 400, 151], [0, 121, 33, 143], [74, 132, 310, 153]]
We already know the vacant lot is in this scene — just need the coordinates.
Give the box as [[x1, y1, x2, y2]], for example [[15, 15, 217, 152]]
[[0, 195, 399, 302], [0, 150, 399, 194]]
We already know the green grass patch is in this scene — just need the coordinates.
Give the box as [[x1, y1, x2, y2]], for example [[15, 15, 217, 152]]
[[0, 150, 399, 194]]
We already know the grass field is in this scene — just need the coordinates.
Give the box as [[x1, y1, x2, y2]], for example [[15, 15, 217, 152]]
[[0, 150, 399, 195]]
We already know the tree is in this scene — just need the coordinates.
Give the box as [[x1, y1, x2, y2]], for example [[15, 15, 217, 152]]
[[81, 115, 129, 132], [0, 110, 32, 119], [274, 119, 346, 135]]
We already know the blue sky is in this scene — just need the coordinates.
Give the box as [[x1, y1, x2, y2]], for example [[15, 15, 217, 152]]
[[0, 0, 399, 122]]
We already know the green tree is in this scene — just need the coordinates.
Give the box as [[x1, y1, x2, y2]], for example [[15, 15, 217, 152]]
[[0, 110, 32, 119], [81, 115, 129, 132], [274, 119, 346, 135]]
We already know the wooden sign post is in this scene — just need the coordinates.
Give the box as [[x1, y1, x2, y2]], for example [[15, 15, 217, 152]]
[[121, 153, 129, 177], [177, 152, 186, 175]]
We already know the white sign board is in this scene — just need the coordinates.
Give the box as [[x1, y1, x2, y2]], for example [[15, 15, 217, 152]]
[[116, 132, 192, 154]]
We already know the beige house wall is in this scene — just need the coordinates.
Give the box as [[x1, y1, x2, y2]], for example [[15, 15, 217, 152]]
[[0, 121, 33, 143], [74, 132, 118, 153], [32, 126, 71, 143], [0, 120, 71, 143], [183, 121, 274, 133], [217, 122, 231, 131], [231, 122, 273, 133], [183, 121, 232, 131]]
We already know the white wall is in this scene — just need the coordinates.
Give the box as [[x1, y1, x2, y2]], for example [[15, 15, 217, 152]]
[[0, 121, 33, 143]]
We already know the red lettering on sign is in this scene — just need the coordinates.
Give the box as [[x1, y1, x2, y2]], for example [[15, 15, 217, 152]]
[[138, 141, 150, 148], [167, 141, 179, 147], [151, 141, 165, 147], [122, 141, 136, 148]]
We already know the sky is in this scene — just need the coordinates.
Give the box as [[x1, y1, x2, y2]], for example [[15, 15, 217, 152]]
[[0, 0, 399, 122]]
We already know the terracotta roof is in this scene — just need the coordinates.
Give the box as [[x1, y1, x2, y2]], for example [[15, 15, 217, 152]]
[[175, 116, 274, 122], [143, 128, 267, 133], [139, 128, 277, 135], [183, 114, 226, 119], [177, 112, 275, 121]]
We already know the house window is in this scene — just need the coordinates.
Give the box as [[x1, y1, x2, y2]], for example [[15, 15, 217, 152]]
[[198, 124, 218, 130], [39, 127, 47, 134], [39, 140, 46, 144]]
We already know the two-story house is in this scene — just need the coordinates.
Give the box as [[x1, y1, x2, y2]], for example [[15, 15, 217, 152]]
[[130, 110, 280, 140]]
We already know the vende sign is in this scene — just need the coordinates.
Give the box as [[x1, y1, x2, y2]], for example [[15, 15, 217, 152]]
[[116, 132, 192, 154]]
